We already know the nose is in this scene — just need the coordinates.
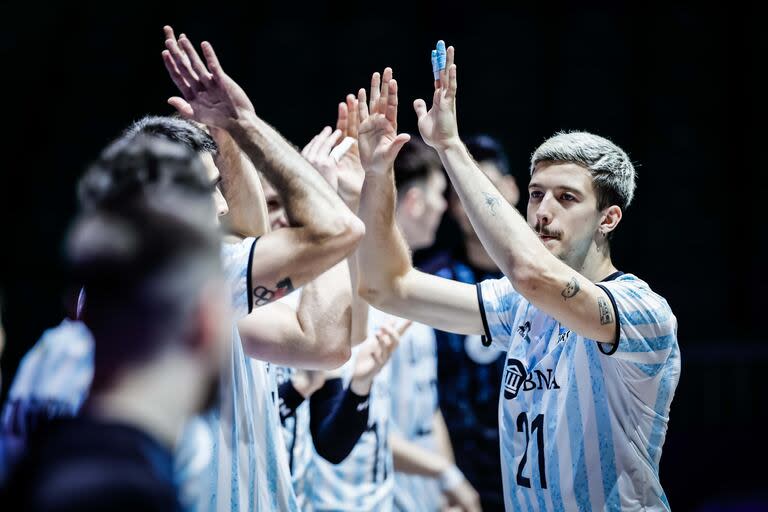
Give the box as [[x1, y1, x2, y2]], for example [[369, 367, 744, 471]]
[[215, 189, 229, 217], [535, 193, 554, 227]]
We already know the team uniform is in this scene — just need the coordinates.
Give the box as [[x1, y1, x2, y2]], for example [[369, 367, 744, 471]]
[[388, 321, 443, 511], [477, 272, 680, 511], [308, 307, 395, 512], [177, 237, 298, 512]]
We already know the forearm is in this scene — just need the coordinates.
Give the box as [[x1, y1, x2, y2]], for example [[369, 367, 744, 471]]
[[390, 433, 450, 477], [210, 127, 269, 237], [432, 410, 456, 464], [227, 113, 358, 236], [295, 261, 353, 367], [437, 141, 549, 279], [309, 378, 370, 464], [357, 169, 413, 307]]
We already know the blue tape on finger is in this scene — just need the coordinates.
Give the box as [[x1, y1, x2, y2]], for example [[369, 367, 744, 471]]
[[436, 40, 447, 70], [431, 50, 439, 80]]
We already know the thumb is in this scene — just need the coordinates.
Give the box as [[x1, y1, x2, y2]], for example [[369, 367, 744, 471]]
[[413, 99, 428, 120], [386, 133, 411, 160], [168, 97, 194, 119]]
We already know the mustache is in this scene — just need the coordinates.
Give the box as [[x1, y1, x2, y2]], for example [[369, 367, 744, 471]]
[[533, 223, 561, 239]]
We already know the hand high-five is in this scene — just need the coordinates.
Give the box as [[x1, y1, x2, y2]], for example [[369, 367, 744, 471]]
[[414, 41, 459, 150], [357, 68, 411, 175], [301, 94, 365, 205], [350, 320, 412, 395], [161, 26, 255, 128]]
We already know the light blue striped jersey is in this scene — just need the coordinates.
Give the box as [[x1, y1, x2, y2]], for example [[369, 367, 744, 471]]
[[275, 365, 314, 511], [0, 319, 94, 477], [308, 307, 396, 512], [388, 321, 443, 512], [270, 290, 314, 511], [478, 272, 679, 512], [177, 237, 299, 512]]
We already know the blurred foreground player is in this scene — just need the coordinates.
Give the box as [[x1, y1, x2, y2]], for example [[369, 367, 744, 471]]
[[4, 137, 230, 511]]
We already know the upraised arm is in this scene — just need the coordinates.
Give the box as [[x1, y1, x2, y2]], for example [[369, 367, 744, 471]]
[[208, 126, 269, 238], [161, 27, 364, 302], [355, 68, 483, 335], [414, 42, 617, 343]]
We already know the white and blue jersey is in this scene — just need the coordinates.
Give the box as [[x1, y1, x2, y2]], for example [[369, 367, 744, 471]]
[[388, 322, 443, 512], [0, 318, 94, 478], [177, 237, 299, 512], [275, 365, 314, 511], [308, 307, 396, 512], [478, 272, 680, 512]]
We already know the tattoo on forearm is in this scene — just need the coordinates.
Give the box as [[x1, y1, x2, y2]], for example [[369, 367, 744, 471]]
[[253, 277, 295, 306], [561, 277, 580, 300], [482, 192, 501, 216], [598, 296, 613, 325]]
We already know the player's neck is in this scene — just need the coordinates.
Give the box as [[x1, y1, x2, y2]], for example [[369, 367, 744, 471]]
[[87, 350, 203, 448], [576, 241, 617, 283]]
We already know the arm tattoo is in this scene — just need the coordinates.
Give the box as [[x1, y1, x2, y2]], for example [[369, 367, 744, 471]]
[[482, 192, 501, 216], [561, 277, 580, 300], [597, 296, 613, 325], [253, 277, 295, 306]]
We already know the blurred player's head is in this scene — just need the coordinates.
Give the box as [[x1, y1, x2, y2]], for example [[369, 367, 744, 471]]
[[68, 203, 229, 415], [394, 139, 447, 250], [450, 135, 519, 243], [528, 131, 634, 267], [83, 115, 229, 221]]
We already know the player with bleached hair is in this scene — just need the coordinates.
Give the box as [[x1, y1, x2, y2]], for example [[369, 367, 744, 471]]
[[355, 41, 680, 511]]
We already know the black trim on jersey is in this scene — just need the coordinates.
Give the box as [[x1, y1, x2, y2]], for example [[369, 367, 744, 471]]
[[595, 283, 621, 356], [476, 283, 492, 347], [245, 237, 260, 314], [601, 271, 625, 282]]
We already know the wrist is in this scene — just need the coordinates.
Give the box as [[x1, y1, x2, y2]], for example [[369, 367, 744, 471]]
[[435, 137, 464, 155], [349, 376, 373, 395], [438, 464, 465, 491]]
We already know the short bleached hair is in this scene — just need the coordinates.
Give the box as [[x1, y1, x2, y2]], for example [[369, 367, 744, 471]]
[[530, 131, 636, 210]]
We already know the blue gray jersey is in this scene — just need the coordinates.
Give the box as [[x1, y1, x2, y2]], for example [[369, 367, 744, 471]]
[[388, 321, 443, 512], [176, 237, 298, 511], [478, 272, 680, 512], [308, 307, 396, 512]]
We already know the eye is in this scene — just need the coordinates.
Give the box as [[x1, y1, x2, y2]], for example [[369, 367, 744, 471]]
[[561, 193, 577, 202], [529, 190, 544, 200]]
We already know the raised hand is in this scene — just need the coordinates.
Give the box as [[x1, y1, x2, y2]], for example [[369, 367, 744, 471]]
[[334, 95, 366, 207], [161, 25, 255, 128], [357, 68, 411, 175], [301, 126, 344, 190], [414, 41, 460, 150], [350, 320, 412, 395]]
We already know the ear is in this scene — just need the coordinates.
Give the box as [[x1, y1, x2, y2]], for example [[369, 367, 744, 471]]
[[599, 205, 623, 237], [402, 186, 425, 217]]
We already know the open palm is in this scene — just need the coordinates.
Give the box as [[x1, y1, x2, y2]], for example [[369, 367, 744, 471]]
[[414, 44, 460, 150], [161, 26, 255, 128], [356, 68, 410, 176]]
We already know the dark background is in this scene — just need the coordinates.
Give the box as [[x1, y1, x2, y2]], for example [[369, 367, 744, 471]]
[[1, 2, 766, 510]]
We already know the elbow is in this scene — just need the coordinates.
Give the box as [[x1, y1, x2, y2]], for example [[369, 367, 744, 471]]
[[509, 259, 550, 297], [313, 213, 365, 253], [313, 343, 351, 370]]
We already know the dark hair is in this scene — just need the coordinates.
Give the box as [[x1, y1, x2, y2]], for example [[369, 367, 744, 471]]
[[393, 138, 443, 195], [77, 133, 213, 211], [67, 204, 221, 389], [464, 135, 511, 175], [124, 116, 218, 155]]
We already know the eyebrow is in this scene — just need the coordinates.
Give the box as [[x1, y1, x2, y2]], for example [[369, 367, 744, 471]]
[[528, 183, 583, 195]]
